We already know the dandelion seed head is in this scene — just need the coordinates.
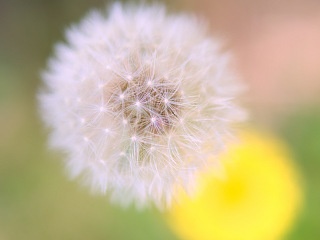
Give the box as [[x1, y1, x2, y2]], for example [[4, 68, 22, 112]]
[[39, 3, 246, 208]]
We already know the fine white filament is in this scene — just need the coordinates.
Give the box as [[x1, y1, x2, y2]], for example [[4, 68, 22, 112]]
[[39, 3, 245, 208]]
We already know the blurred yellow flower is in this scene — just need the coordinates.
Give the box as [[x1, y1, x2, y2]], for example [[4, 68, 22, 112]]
[[168, 129, 302, 240]]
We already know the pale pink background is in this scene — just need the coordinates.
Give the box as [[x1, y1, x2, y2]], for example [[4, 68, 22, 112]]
[[183, 0, 320, 124]]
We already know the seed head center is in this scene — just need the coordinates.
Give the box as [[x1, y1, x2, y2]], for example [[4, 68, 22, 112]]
[[108, 66, 183, 136]]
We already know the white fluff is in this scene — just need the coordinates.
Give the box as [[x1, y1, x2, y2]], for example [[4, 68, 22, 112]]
[[39, 3, 245, 208]]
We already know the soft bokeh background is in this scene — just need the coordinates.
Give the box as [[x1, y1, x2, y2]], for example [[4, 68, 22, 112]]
[[1, 0, 320, 239]]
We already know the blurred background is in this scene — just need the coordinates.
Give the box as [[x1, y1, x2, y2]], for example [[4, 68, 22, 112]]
[[1, 0, 320, 239]]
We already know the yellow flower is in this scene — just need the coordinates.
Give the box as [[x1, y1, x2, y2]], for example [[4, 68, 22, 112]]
[[167, 129, 302, 240]]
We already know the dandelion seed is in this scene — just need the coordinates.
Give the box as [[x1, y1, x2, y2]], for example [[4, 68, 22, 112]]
[[131, 135, 137, 141], [99, 159, 106, 166], [126, 75, 133, 81], [80, 118, 86, 124], [135, 101, 141, 108], [38, 3, 245, 208], [151, 117, 156, 123]]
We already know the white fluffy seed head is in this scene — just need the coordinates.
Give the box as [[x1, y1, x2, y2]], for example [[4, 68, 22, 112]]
[[39, 3, 246, 209]]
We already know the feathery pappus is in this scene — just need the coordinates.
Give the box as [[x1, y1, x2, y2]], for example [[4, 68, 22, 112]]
[[39, 3, 245, 208]]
